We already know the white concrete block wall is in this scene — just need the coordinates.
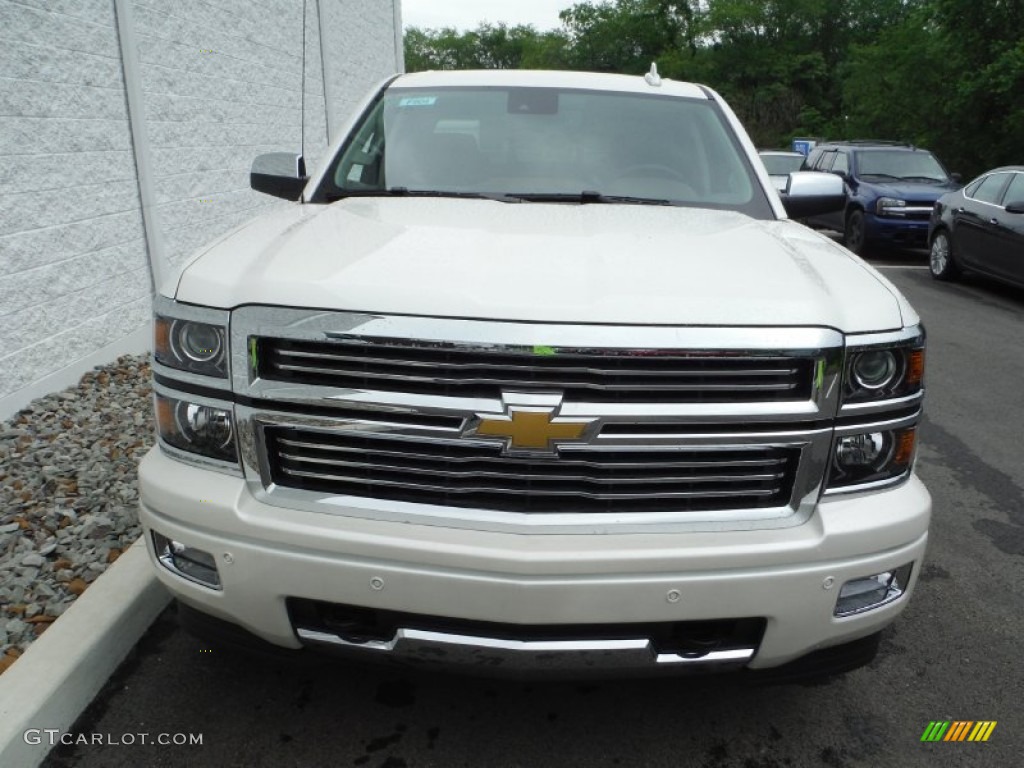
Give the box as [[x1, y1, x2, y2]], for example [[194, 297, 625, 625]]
[[0, 0, 401, 418], [0, 0, 152, 407], [320, 0, 405, 138], [130, 0, 304, 274], [133, 0, 395, 280]]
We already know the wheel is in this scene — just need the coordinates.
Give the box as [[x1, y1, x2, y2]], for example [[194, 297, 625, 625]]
[[929, 229, 960, 281], [844, 209, 868, 255]]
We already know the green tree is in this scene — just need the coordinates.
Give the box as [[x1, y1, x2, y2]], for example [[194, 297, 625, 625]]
[[402, 1, 1024, 174], [558, 0, 701, 76], [404, 24, 571, 73]]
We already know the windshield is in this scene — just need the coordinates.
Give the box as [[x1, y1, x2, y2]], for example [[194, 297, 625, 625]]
[[855, 150, 949, 182], [321, 86, 773, 217], [761, 154, 805, 175]]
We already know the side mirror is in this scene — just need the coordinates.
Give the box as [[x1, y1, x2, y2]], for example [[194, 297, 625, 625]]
[[951, 172, 963, 184], [1005, 201, 1024, 214], [251, 153, 308, 201], [780, 171, 846, 218]]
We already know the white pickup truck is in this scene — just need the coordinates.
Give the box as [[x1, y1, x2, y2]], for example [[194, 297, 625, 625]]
[[140, 69, 930, 678]]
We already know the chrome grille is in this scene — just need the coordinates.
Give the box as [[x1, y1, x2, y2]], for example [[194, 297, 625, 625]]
[[264, 427, 799, 514], [255, 337, 814, 403]]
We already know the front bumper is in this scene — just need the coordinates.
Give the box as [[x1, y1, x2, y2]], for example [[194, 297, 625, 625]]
[[864, 212, 931, 247], [139, 447, 930, 674]]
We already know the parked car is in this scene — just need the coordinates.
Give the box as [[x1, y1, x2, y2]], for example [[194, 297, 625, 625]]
[[803, 141, 960, 254], [929, 166, 1024, 285], [759, 149, 807, 192], [141, 69, 930, 679]]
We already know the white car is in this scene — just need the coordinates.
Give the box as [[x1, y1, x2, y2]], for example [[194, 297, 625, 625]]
[[759, 149, 809, 192], [141, 69, 929, 678]]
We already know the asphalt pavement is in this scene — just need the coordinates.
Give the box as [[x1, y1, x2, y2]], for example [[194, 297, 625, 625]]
[[41, 254, 1024, 768]]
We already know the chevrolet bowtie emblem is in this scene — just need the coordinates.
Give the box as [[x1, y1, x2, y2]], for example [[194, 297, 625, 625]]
[[472, 408, 595, 454]]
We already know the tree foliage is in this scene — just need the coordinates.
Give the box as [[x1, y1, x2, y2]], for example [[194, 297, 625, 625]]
[[404, 0, 1024, 176]]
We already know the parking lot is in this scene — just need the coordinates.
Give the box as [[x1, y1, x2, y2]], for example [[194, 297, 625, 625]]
[[36, 259, 1022, 768]]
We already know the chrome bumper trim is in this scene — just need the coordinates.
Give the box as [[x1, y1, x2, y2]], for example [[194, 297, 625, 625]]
[[295, 627, 756, 672]]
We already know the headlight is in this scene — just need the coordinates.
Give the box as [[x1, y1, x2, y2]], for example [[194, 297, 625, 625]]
[[843, 335, 925, 404], [828, 427, 916, 490], [155, 317, 228, 377], [851, 350, 898, 390], [155, 393, 237, 464], [876, 197, 906, 216]]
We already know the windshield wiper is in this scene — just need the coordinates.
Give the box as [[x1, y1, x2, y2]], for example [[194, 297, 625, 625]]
[[899, 175, 945, 183], [860, 173, 900, 180], [326, 188, 688, 206], [326, 188, 522, 203], [509, 191, 687, 206]]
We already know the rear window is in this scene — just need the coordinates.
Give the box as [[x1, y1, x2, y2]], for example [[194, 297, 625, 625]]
[[760, 154, 805, 175]]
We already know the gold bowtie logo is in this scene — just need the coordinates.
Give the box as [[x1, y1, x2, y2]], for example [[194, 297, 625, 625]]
[[473, 408, 594, 454]]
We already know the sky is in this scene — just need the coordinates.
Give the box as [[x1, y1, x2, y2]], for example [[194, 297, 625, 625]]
[[401, 0, 568, 32]]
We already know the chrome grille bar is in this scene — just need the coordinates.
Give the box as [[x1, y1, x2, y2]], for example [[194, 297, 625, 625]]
[[265, 428, 797, 513], [257, 337, 813, 402]]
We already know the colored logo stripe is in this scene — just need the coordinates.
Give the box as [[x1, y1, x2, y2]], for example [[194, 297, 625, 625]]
[[969, 722, 997, 742], [944, 721, 972, 741], [920, 721, 996, 742]]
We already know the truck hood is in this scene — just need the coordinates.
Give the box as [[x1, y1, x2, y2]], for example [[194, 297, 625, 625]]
[[174, 198, 911, 332]]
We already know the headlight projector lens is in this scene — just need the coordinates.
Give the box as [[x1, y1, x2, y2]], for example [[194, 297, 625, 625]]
[[852, 350, 898, 390], [176, 321, 223, 363]]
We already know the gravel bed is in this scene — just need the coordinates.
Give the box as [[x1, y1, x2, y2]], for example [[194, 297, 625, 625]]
[[0, 355, 154, 674]]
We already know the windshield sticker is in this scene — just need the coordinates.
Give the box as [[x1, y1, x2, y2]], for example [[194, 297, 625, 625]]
[[398, 96, 437, 107]]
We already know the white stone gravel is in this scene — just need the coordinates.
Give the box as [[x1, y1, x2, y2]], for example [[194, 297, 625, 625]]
[[0, 355, 153, 672]]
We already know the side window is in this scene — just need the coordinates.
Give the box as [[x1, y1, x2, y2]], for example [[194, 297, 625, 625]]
[[334, 109, 386, 188], [805, 148, 823, 170], [1002, 173, 1024, 205], [816, 151, 836, 171], [831, 152, 849, 175], [971, 173, 1011, 205], [964, 178, 985, 197]]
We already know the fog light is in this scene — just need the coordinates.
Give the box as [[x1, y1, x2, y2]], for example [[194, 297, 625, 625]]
[[152, 531, 221, 590], [834, 563, 913, 617]]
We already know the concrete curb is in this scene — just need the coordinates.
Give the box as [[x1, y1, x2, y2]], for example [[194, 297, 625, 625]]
[[0, 538, 170, 768]]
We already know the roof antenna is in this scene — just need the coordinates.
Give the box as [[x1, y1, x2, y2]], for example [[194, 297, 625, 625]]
[[644, 62, 662, 87]]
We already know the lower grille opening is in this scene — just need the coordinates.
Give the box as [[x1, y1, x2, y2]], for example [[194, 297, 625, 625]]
[[288, 598, 766, 658]]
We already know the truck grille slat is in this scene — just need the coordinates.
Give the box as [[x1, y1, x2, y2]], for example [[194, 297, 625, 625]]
[[275, 437, 788, 470], [270, 362, 800, 393], [276, 451, 785, 486], [273, 347, 800, 378], [265, 428, 798, 514], [258, 338, 813, 402], [277, 466, 778, 500]]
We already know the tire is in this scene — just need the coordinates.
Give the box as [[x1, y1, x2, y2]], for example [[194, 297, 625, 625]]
[[844, 209, 868, 255], [929, 229, 960, 281]]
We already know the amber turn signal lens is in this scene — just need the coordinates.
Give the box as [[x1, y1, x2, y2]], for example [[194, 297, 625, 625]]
[[154, 317, 172, 361], [155, 393, 175, 435], [893, 428, 916, 466], [905, 349, 924, 387]]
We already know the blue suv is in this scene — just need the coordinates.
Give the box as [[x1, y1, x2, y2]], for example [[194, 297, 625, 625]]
[[803, 141, 960, 255]]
